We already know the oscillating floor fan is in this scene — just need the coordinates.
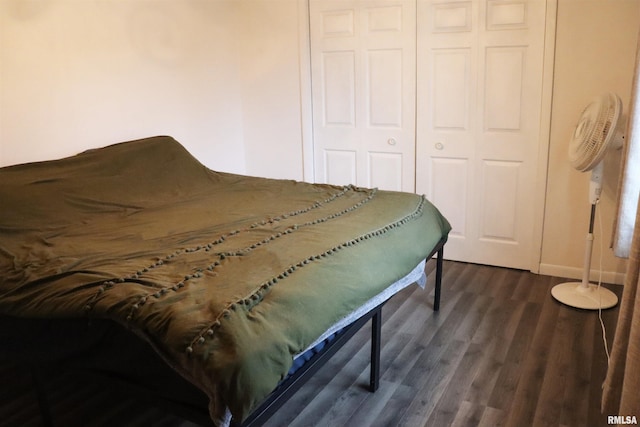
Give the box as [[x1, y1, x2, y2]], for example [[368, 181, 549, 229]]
[[551, 93, 624, 310]]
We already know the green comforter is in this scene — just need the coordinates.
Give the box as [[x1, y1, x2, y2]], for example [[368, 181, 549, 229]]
[[0, 136, 450, 424]]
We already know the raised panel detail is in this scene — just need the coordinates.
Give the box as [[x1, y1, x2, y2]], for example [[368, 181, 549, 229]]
[[432, 2, 472, 33], [322, 10, 354, 37], [433, 48, 471, 130], [480, 160, 520, 241], [322, 51, 356, 126], [367, 6, 402, 32], [325, 150, 356, 185], [368, 49, 402, 127], [368, 152, 402, 191], [487, 1, 527, 30], [484, 46, 525, 131], [430, 158, 468, 237]]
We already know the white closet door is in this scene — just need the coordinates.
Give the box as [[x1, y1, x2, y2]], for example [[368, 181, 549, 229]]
[[416, 0, 548, 270], [309, 0, 416, 192]]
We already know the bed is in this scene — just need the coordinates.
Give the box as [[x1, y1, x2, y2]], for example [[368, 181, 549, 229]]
[[0, 136, 450, 426]]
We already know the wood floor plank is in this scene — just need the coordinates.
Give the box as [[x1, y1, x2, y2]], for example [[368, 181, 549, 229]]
[[343, 379, 402, 427], [502, 296, 560, 427], [377, 331, 417, 384], [453, 293, 493, 342], [558, 304, 596, 427], [465, 299, 527, 409], [478, 406, 506, 427], [487, 301, 543, 412], [397, 338, 470, 427], [425, 342, 487, 427], [450, 400, 486, 427], [531, 303, 577, 426]]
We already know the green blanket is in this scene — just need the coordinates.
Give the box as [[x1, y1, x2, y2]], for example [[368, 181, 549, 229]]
[[0, 136, 450, 424]]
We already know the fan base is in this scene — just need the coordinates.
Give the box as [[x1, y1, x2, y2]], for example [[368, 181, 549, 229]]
[[551, 282, 618, 310]]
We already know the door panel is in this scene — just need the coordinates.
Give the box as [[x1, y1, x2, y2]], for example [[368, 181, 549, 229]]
[[430, 157, 468, 238], [325, 149, 357, 185], [416, 0, 547, 270], [367, 49, 403, 127], [310, 0, 416, 193], [484, 46, 525, 131], [322, 51, 356, 126], [368, 151, 403, 190], [432, 49, 470, 130], [480, 160, 521, 241]]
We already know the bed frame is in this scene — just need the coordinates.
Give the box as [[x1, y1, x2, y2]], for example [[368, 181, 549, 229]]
[[23, 238, 445, 427]]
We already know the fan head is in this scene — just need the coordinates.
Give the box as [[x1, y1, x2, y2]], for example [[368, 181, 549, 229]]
[[568, 92, 623, 172]]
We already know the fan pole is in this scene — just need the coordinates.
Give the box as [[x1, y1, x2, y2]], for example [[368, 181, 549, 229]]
[[579, 203, 597, 289], [551, 201, 618, 310]]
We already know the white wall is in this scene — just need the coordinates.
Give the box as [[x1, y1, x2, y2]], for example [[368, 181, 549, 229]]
[[236, 0, 305, 181], [0, 0, 246, 173], [540, 0, 640, 284]]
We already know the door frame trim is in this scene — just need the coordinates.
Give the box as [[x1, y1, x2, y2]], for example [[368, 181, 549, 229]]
[[530, 0, 557, 273], [298, 0, 315, 183]]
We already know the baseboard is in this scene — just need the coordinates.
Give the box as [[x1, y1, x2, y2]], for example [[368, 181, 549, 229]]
[[539, 263, 625, 286]]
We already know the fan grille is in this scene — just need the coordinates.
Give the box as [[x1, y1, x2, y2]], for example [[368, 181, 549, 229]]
[[568, 93, 622, 171]]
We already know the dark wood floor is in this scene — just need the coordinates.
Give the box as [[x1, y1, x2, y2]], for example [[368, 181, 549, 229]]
[[0, 260, 622, 427]]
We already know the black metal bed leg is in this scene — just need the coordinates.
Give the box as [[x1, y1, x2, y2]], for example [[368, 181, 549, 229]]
[[369, 305, 381, 392], [434, 245, 444, 312]]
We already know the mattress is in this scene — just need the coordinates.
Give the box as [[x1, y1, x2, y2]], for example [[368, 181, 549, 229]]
[[0, 136, 450, 425]]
